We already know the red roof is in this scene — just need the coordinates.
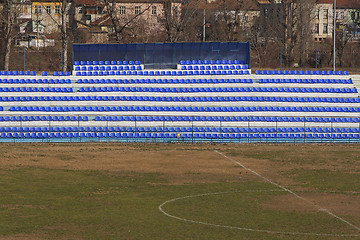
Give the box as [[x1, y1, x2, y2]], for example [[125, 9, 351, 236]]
[[91, 15, 112, 26], [195, 0, 260, 11], [75, 0, 104, 6], [317, 0, 360, 8]]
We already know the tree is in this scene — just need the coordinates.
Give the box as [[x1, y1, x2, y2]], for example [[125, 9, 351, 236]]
[[210, 0, 256, 42], [333, 23, 353, 67], [38, 0, 73, 72], [0, 0, 22, 71], [259, 0, 315, 67], [102, 0, 154, 43], [296, 0, 315, 66], [158, 0, 206, 43], [332, 0, 360, 68]]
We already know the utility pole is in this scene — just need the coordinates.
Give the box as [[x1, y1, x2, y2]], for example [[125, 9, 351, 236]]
[[203, 9, 206, 42], [36, 13, 39, 50], [333, 0, 336, 71], [23, 47, 26, 72]]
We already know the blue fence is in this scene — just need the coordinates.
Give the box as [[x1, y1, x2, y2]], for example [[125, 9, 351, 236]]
[[72, 42, 250, 69]]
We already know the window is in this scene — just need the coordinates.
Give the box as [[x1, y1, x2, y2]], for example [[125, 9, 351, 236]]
[[135, 6, 141, 15], [339, 12, 344, 19], [350, 11, 355, 20], [315, 24, 319, 34], [323, 9, 328, 19], [152, 6, 156, 15], [315, 9, 319, 19], [34, 5, 41, 14], [45, 5, 51, 14], [119, 6, 126, 15], [55, 5, 60, 14], [323, 23, 328, 34], [22, 6, 30, 14]]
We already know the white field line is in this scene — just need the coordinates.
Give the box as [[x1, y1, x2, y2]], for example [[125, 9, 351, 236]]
[[214, 150, 360, 232], [158, 190, 360, 237]]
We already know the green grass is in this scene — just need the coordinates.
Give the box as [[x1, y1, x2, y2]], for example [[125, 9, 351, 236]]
[[290, 169, 360, 192], [0, 144, 359, 239], [224, 144, 360, 166], [0, 167, 359, 240]]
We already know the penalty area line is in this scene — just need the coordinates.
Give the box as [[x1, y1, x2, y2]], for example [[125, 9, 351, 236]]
[[214, 150, 360, 232]]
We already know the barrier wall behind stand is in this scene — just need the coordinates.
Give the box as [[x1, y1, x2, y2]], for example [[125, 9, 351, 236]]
[[72, 42, 250, 69]]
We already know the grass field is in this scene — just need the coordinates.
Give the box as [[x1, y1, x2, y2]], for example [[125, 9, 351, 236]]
[[0, 143, 359, 240]]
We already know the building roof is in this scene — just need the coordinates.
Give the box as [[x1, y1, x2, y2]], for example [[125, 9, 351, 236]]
[[336, 0, 360, 9], [113, 0, 181, 3], [257, 0, 360, 8], [31, 0, 62, 2], [315, 0, 360, 8], [74, 0, 104, 7], [196, 0, 260, 11], [90, 15, 112, 26]]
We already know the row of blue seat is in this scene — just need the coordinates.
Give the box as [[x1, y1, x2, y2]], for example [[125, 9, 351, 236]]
[[255, 70, 349, 75], [93, 115, 360, 123], [0, 71, 71, 77], [3, 95, 359, 103], [0, 115, 358, 123], [2, 126, 357, 133], [74, 66, 142, 71], [180, 65, 247, 70], [1, 115, 359, 123], [77, 86, 357, 93], [0, 79, 72, 84], [0, 116, 88, 121], [0, 87, 72, 92], [76, 78, 253, 84], [74, 60, 141, 66], [1, 132, 359, 139], [75, 70, 250, 77], [180, 60, 245, 65], [52, 71, 71, 76], [9, 106, 360, 112], [0, 78, 353, 85], [0, 71, 36, 76], [259, 79, 353, 84]]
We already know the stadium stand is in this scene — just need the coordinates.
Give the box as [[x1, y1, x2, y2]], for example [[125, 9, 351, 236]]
[[0, 42, 359, 142], [0, 64, 359, 143]]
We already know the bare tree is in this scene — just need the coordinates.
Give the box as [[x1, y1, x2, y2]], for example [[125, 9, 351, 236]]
[[331, 0, 360, 68], [296, 0, 315, 66], [259, 0, 315, 67], [0, 0, 22, 71], [38, 0, 73, 72], [161, 0, 201, 42], [211, 0, 256, 42], [102, 0, 154, 43]]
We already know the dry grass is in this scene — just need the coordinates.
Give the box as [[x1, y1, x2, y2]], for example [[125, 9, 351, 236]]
[[0, 143, 359, 239]]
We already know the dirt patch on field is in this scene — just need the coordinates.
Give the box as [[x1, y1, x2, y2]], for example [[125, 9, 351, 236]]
[[0, 143, 358, 187], [0, 234, 54, 240], [301, 193, 360, 218], [1, 204, 47, 210], [0, 143, 252, 184], [262, 194, 318, 213], [262, 193, 360, 218]]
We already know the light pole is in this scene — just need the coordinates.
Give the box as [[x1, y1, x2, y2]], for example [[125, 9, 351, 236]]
[[203, 9, 206, 42], [333, 0, 336, 71]]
